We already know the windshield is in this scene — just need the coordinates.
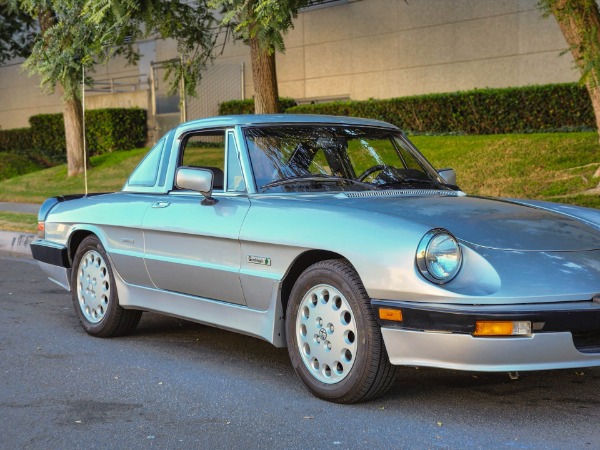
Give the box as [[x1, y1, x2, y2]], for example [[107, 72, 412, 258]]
[[244, 125, 450, 193]]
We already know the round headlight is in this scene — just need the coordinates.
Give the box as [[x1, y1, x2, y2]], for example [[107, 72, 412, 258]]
[[416, 229, 462, 284]]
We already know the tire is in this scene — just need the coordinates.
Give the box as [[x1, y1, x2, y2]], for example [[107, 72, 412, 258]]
[[71, 235, 142, 337], [286, 259, 397, 403]]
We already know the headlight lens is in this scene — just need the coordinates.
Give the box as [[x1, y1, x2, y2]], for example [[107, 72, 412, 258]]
[[416, 229, 462, 284]]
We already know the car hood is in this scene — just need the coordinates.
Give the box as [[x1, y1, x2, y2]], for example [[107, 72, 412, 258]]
[[319, 193, 600, 251]]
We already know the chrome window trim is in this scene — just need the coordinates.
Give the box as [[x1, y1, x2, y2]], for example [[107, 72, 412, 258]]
[[225, 129, 248, 193], [235, 125, 257, 195]]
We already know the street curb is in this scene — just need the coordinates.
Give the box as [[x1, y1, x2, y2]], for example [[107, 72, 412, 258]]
[[0, 231, 35, 258]]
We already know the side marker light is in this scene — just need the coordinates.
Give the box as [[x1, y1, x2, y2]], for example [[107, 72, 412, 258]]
[[379, 308, 403, 322]]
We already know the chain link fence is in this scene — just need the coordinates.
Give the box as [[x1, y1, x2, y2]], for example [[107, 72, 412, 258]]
[[185, 62, 244, 121], [150, 61, 244, 143]]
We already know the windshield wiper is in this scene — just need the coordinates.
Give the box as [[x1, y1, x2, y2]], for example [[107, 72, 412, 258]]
[[261, 174, 376, 190]]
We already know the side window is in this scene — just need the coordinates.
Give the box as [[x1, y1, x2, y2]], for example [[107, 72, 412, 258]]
[[226, 132, 246, 192], [181, 130, 225, 191], [127, 137, 165, 187]]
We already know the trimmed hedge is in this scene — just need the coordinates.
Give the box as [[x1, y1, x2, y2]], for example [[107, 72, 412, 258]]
[[218, 97, 298, 115], [220, 84, 595, 134], [0, 127, 33, 153], [287, 84, 595, 134], [28, 108, 147, 164], [28, 114, 66, 164]]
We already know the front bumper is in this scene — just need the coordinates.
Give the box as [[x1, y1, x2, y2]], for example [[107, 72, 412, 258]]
[[373, 299, 600, 372], [30, 239, 69, 267], [30, 239, 71, 291]]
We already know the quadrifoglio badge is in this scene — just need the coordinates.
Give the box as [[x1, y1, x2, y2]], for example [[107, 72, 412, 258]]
[[247, 255, 272, 266]]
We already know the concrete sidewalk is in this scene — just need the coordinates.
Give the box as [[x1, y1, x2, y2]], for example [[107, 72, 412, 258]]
[[0, 230, 35, 258]]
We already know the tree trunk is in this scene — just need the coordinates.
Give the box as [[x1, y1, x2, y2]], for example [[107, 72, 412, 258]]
[[37, 8, 54, 34], [63, 94, 86, 177], [38, 7, 86, 177], [249, 36, 280, 114], [547, 0, 600, 138]]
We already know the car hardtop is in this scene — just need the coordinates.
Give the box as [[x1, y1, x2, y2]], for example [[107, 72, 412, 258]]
[[122, 114, 408, 195], [173, 114, 400, 136]]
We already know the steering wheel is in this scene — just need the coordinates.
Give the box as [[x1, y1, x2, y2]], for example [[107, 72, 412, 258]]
[[357, 164, 390, 182]]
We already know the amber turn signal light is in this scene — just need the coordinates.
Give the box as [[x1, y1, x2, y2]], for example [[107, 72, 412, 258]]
[[37, 221, 45, 238], [379, 308, 403, 322], [474, 321, 531, 336]]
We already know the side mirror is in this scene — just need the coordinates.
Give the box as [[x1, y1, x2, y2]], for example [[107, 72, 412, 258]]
[[176, 167, 218, 205], [438, 168, 457, 186]]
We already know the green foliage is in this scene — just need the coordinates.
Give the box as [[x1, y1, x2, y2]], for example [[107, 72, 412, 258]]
[[85, 108, 147, 154], [209, 0, 308, 113], [219, 97, 298, 115], [538, 0, 600, 88], [0, 127, 34, 153], [283, 84, 595, 134], [208, 0, 309, 53], [18, 0, 217, 98], [28, 114, 66, 164], [20, 1, 99, 99], [83, 0, 218, 97], [15, 0, 216, 175], [27, 108, 147, 165], [0, 2, 35, 63], [0, 152, 42, 180]]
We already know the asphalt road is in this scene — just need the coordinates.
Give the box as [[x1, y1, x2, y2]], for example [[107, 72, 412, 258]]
[[0, 202, 39, 214], [2, 254, 600, 450]]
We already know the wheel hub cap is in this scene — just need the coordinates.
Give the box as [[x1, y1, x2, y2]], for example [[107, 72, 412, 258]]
[[295, 284, 358, 384], [76, 249, 110, 324]]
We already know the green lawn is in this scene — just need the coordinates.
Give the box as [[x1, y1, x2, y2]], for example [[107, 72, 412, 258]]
[[0, 132, 598, 234], [412, 132, 600, 208], [0, 148, 149, 203], [0, 211, 38, 233]]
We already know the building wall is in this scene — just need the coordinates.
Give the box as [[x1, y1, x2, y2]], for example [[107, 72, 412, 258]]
[[0, 48, 146, 130], [0, 0, 577, 130], [0, 60, 64, 130], [256, 0, 576, 101]]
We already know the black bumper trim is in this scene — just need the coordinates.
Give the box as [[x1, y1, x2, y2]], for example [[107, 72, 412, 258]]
[[30, 240, 70, 268], [371, 299, 600, 334]]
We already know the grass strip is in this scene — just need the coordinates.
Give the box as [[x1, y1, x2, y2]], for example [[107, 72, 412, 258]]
[[0, 211, 37, 234]]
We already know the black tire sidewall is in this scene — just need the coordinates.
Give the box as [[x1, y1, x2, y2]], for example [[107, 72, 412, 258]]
[[71, 236, 121, 337], [286, 261, 378, 402]]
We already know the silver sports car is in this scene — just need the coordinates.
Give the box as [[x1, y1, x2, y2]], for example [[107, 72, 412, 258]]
[[31, 115, 600, 403]]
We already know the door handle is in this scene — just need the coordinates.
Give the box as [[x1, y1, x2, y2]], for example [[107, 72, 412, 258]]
[[152, 201, 171, 208]]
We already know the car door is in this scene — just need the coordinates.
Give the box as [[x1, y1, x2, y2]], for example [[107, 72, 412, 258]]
[[142, 129, 250, 305]]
